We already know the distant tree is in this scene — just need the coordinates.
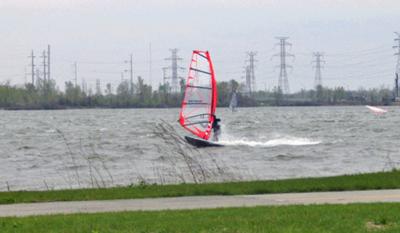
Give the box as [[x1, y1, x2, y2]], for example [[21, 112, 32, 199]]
[[179, 78, 186, 95], [273, 86, 283, 105], [117, 80, 131, 107], [332, 86, 346, 104], [315, 85, 324, 104], [217, 81, 230, 106], [229, 79, 239, 92], [105, 83, 112, 96]]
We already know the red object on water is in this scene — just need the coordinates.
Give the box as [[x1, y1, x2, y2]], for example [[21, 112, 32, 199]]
[[179, 50, 217, 140]]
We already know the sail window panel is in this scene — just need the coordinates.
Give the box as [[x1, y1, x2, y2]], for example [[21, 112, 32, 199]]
[[183, 88, 212, 106]]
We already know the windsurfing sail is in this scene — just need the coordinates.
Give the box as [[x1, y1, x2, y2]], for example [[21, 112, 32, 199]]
[[179, 50, 217, 140], [366, 105, 387, 114], [229, 91, 238, 112]]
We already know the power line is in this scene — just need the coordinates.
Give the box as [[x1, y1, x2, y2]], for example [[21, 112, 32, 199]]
[[73, 61, 124, 65], [324, 57, 394, 68], [324, 70, 393, 80], [326, 45, 391, 57]]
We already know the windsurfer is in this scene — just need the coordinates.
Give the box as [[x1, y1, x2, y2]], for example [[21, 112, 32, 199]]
[[211, 115, 221, 141]]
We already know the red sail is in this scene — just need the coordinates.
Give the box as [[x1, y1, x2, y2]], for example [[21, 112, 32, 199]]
[[179, 50, 217, 140]]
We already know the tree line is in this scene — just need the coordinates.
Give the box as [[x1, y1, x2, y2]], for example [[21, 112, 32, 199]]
[[0, 77, 395, 110]]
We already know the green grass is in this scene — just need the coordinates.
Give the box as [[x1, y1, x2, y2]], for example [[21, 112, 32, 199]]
[[1, 203, 400, 232], [1, 170, 400, 205]]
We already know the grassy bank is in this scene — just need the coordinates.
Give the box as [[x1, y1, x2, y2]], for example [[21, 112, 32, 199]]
[[1, 203, 400, 232], [1, 170, 399, 205]]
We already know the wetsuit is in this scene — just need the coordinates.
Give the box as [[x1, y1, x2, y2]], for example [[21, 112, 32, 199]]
[[211, 116, 221, 142]]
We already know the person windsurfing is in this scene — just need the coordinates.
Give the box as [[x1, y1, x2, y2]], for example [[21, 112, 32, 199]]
[[179, 50, 223, 147], [211, 115, 221, 142]]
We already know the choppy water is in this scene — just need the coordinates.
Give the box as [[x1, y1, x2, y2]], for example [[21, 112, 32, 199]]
[[0, 106, 399, 191]]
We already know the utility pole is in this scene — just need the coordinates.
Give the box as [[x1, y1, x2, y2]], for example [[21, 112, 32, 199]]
[[312, 52, 325, 88], [96, 79, 102, 95], [244, 66, 251, 94], [273, 37, 294, 94], [74, 62, 78, 87], [164, 48, 184, 93], [246, 51, 257, 93], [28, 50, 35, 86], [129, 54, 133, 95], [149, 43, 152, 88], [394, 32, 400, 99], [81, 78, 87, 94], [124, 54, 134, 95], [47, 45, 51, 81], [41, 50, 47, 81], [24, 67, 27, 84], [162, 67, 169, 90]]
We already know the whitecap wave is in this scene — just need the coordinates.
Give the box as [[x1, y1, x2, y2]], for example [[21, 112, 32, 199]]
[[219, 137, 321, 147]]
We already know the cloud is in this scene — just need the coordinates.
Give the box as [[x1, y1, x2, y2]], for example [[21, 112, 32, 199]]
[[2, 0, 399, 13]]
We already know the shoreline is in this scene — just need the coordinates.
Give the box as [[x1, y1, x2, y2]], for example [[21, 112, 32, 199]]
[[0, 104, 395, 111]]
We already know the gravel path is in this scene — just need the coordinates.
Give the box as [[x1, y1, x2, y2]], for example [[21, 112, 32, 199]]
[[1, 189, 400, 217]]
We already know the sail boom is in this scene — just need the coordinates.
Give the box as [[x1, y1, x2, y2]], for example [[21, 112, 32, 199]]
[[186, 85, 212, 90], [190, 67, 211, 75], [183, 102, 209, 105], [183, 121, 210, 127], [185, 113, 211, 119], [197, 53, 208, 59]]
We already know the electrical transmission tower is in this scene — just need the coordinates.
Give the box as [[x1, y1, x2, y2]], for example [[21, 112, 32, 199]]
[[273, 37, 294, 94], [246, 51, 257, 93], [28, 50, 35, 86], [312, 52, 325, 88], [394, 32, 400, 99], [41, 50, 47, 81], [29, 46, 50, 87], [164, 48, 184, 93]]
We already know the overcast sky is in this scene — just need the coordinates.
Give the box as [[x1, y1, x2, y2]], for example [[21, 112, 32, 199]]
[[0, 0, 399, 92]]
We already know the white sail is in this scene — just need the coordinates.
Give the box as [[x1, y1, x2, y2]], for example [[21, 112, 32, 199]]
[[229, 92, 238, 112], [366, 105, 387, 114]]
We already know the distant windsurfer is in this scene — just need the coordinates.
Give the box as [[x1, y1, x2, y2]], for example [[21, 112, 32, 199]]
[[211, 115, 221, 141]]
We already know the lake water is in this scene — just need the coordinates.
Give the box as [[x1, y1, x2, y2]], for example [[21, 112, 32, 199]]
[[0, 106, 399, 191]]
